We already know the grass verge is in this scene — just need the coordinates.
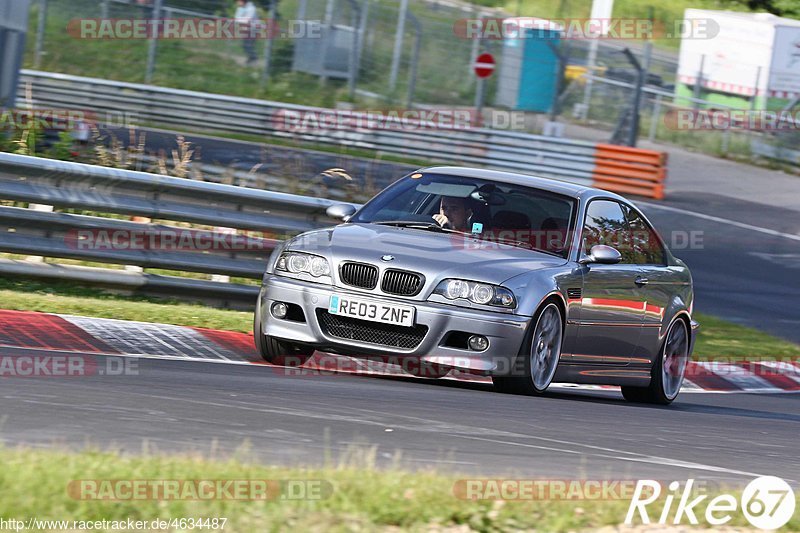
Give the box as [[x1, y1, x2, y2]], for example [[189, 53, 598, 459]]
[[0, 278, 252, 334], [0, 447, 786, 532], [1, 277, 799, 360]]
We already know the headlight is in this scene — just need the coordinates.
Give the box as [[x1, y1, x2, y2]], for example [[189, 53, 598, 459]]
[[433, 279, 516, 309], [276, 252, 331, 278]]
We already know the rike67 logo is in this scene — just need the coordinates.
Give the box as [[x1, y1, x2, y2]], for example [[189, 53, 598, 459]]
[[626, 476, 796, 530]]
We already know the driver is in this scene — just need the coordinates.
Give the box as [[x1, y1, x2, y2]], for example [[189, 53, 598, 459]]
[[433, 196, 472, 232]]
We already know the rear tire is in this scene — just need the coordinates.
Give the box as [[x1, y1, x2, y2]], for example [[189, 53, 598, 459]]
[[253, 298, 314, 366], [621, 318, 689, 405], [493, 302, 563, 395]]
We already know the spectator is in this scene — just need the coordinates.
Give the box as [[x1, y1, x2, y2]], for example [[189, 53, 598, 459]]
[[235, 0, 259, 65]]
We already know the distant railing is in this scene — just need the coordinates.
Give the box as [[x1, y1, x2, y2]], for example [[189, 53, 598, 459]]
[[18, 69, 669, 198]]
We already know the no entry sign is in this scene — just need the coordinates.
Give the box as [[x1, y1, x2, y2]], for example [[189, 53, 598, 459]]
[[473, 53, 495, 79]]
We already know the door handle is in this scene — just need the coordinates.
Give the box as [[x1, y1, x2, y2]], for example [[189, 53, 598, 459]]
[[635, 276, 649, 287]]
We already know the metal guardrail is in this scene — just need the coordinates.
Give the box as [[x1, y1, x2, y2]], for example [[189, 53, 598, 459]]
[[0, 152, 358, 306], [19, 69, 642, 189], [751, 139, 800, 165]]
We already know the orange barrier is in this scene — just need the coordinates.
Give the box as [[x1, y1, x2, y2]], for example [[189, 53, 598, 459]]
[[591, 144, 667, 200]]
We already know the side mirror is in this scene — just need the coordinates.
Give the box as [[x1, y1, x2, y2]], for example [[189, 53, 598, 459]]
[[326, 203, 357, 222], [580, 244, 622, 265]]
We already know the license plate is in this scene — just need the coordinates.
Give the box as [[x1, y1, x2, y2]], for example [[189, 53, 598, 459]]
[[328, 295, 415, 327]]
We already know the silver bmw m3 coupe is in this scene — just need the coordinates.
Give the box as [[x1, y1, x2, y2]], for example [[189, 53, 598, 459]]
[[254, 166, 698, 404]]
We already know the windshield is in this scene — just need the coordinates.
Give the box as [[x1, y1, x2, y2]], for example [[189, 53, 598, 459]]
[[350, 172, 577, 258]]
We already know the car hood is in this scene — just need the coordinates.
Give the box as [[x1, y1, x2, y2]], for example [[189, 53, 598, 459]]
[[286, 223, 568, 287]]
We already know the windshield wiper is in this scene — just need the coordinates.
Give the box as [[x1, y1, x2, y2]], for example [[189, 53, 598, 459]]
[[490, 237, 534, 250], [373, 220, 441, 229], [374, 220, 481, 238]]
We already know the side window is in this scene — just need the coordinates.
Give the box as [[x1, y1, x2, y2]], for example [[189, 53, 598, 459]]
[[625, 206, 667, 265], [582, 200, 634, 263]]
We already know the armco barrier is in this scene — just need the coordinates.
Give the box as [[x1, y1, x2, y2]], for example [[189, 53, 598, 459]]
[[0, 152, 355, 306], [18, 70, 668, 199]]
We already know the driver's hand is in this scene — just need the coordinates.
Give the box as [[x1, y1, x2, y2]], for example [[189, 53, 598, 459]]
[[433, 213, 450, 228]]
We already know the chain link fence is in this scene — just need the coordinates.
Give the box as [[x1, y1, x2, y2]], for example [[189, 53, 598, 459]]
[[23, 0, 682, 109], [22, 0, 800, 166]]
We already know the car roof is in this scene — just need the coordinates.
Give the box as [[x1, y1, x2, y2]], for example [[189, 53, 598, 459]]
[[417, 166, 630, 204]]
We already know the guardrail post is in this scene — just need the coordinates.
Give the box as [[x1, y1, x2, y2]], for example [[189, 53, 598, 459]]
[[145, 0, 163, 84], [124, 216, 151, 272], [25, 203, 53, 262], [210, 227, 236, 283]]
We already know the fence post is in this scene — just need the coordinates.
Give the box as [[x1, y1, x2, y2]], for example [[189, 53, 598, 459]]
[[345, 0, 361, 98], [100, 0, 109, 19], [467, 11, 481, 81], [388, 0, 408, 92], [34, 0, 48, 69], [145, 0, 164, 84], [721, 127, 731, 155], [406, 13, 421, 108], [750, 66, 762, 111], [357, 0, 370, 72], [692, 54, 705, 110], [261, 0, 277, 86], [320, 0, 337, 85], [648, 93, 662, 143], [324, 0, 336, 23]]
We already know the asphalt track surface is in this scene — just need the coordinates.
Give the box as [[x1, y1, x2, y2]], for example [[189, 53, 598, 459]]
[[2, 345, 798, 485]]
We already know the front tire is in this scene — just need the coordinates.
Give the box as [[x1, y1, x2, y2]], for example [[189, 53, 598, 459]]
[[621, 318, 689, 405], [262, 335, 314, 366], [254, 298, 314, 366], [493, 302, 563, 395]]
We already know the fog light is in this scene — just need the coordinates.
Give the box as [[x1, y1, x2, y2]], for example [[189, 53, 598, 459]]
[[271, 302, 288, 319], [468, 335, 489, 351]]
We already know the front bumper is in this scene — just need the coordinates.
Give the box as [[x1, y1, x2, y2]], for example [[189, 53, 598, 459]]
[[258, 274, 531, 372]]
